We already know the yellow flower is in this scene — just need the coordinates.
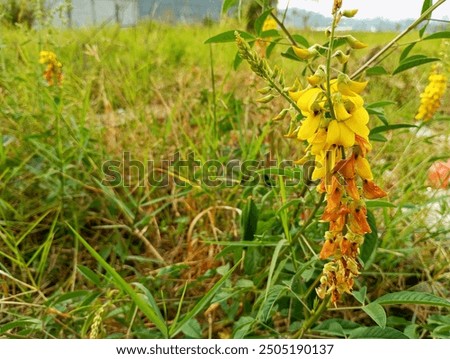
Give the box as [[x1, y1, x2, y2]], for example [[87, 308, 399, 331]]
[[326, 119, 355, 147], [307, 66, 326, 86], [297, 112, 322, 140], [39, 50, 63, 86], [296, 87, 323, 115], [262, 16, 277, 32], [355, 155, 373, 180], [309, 128, 328, 155], [345, 35, 368, 49], [415, 66, 447, 121], [336, 74, 368, 96], [292, 46, 318, 60], [332, 94, 352, 121]]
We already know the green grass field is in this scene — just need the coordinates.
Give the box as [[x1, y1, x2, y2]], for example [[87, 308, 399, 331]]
[[0, 17, 449, 339]]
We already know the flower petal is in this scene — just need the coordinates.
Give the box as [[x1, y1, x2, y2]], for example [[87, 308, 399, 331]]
[[345, 115, 370, 138], [298, 114, 320, 140], [355, 156, 373, 180], [297, 88, 322, 114]]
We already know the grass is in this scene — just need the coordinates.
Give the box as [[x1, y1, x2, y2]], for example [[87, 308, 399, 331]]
[[0, 18, 449, 339]]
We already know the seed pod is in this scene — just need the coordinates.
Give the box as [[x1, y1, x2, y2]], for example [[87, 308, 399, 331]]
[[258, 86, 272, 95], [273, 108, 289, 121], [256, 94, 275, 103], [342, 9, 358, 18]]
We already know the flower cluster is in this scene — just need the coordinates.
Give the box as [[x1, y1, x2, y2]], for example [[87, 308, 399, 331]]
[[235, 0, 388, 304], [290, 74, 387, 303], [39, 50, 63, 86], [415, 64, 447, 121]]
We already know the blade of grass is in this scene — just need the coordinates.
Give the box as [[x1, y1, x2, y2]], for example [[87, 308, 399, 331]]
[[67, 223, 168, 337], [169, 259, 242, 338]]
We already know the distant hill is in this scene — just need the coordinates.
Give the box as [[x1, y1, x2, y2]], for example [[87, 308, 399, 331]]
[[282, 8, 448, 32]]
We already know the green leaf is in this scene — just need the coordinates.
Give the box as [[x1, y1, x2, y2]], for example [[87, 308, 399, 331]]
[[264, 239, 288, 303], [366, 200, 396, 208], [392, 56, 439, 75], [400, 43, 417, 62], [260, 29, 279, 38], [241, 198, 259, 242], [204, 30, 254, 44], [399, 54, 427, 64], [371, 123, 417, 134], [77, 265, 102, 286], [366, 107, 389, 125], [221, 0, 238, 14], [68, 224, 168, 337], [266, 37, 281, 58], [49, 290, 91, 306], [0, 319, 42, 335], [366, 101, 396, 109], [292, 34, 310, 48], [369, 133, 388, 142], [352, 286, 367, 305], [257, 284, 287, 322], [349, 326, 408, 339], [254, 9, 273, 35], [281, 46, 303, 62], [423, 31, 450, 40], [233, 316, 255, 338], [404, 324, 420, 339], [180, 318, 202, 338], [362, 303, 387, 328], [419, 0, 433, 37], [169, 260, 241, 337], [366, 66, 388, 76], [314, 319, 359, 337], [233, 50, 243, 69], [236, 279, 255, 288], [352, 286, 367, 304], [360, 210, 377, 267], [374, 291, 450, 307]]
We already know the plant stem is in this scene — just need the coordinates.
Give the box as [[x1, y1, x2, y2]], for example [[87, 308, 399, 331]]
[[296, 192, 325, 239], [351, 0, 447, 79], [325, 12, 338, 120], [295, 295, 330, 338], [270, 12, 298, 47]]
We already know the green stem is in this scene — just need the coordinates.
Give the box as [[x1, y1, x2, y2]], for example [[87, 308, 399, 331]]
[[325, 13, 338, 120], [266, 76, 302, 114], [295, 295, 330, 338], [296, 192, 325, 240], [270, 12, 298, 47], [351, 0, 447, 79]]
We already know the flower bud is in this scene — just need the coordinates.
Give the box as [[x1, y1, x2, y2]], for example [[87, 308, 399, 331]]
[[332, 0, 343, 14], [345, 35, 368, 49], [292, 46, 318, 60], [333, 50, 350, 64], [273, 108, 289, 121], [256, 94, 275, 103], [307, 66, 326, 86], [258, 86, 272, 95], [342, 9, 358, 18]]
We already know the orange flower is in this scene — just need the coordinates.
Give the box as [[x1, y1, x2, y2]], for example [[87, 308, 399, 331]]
[[320, 239, 338, 259], [362, 179, 387, 199], [348, 203, 371, 234], [344, 177, 360, 200]]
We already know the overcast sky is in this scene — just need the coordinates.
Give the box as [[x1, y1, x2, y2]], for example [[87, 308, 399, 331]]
[[277, 0, 450, 21]]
